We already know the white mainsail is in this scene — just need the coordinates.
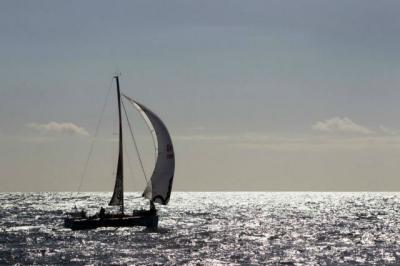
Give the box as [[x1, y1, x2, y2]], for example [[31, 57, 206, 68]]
[[124, 95, 175, 205]]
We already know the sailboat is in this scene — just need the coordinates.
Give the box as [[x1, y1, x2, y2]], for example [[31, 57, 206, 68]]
[[64, 76, 175, 230]]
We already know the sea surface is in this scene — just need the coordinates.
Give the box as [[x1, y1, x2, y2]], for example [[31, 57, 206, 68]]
[[1, 192, 400, 265]]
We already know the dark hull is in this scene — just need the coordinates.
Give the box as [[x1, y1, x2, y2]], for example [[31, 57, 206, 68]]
[[64, 214, 158, 230]]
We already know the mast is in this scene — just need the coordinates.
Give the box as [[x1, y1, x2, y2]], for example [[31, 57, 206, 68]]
[[116, 75, 124, 214], [109, 75, 124, 214]]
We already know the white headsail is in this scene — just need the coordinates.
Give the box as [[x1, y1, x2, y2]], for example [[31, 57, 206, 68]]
[[124, 95, 175, 205]]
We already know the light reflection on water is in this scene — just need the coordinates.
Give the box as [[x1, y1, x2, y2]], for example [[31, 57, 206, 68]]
[[0, 192, 400, 264]]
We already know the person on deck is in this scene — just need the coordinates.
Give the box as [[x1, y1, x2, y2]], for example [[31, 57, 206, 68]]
[[149, 201, 156, 215], [99, 207, 105, 219]]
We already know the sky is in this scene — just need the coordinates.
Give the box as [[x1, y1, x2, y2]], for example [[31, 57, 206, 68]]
[[1, 0, 400, 192]]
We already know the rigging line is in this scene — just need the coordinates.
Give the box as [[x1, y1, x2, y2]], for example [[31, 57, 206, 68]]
[[123, 94, 158, 163], [121, 99, 150, 186], [77, 78, 114, 194], [123, 136, 137, 191]]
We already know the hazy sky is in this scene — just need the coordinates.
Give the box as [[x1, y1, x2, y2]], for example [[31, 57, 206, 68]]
[[1, 1, 400, 192]]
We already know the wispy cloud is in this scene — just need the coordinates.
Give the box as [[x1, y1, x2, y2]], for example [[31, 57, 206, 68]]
[[312, 117, 373, 135], [379, 125, 398, 135], [233, 135, 400, 151], [28, 122, 89, 136], [175, 133, 273, 142], [191, 126, 206, 131], [175, 132, 400, 151]]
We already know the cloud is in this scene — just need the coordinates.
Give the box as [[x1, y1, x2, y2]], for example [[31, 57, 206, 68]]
[[175, 134, 234, 141], [175, 132, 272, 142], [312, 117, 373, 135], [379, 125, 397, 135], [28, 122, 89, 136], [192, 126, 206, 131], [176, 132, 400, 151], [233, 135, 400, 151]]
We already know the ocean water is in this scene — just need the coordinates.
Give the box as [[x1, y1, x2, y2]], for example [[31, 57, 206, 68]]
[[1, 192, 400, 265]]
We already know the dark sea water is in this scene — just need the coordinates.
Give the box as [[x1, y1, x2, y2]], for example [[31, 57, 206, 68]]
[[1, 192, 400, 265]]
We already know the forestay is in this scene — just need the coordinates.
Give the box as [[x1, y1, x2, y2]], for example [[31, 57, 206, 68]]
[[124, 95, 175, 205]]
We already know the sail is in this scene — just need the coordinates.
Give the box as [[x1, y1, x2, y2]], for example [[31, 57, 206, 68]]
[[124, 95, 175, 205], [109, 76, 124, 209], [109, 150, 124, 206]]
